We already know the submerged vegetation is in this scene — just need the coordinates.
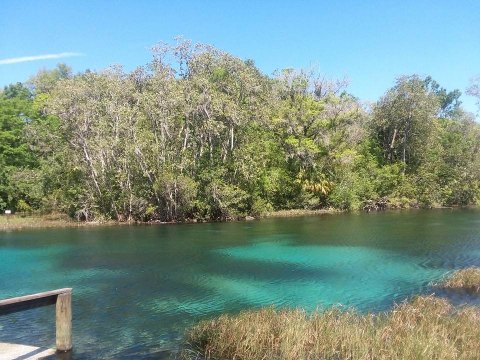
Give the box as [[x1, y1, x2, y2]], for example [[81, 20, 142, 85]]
[[183, 295, 480, 360], [436, 268, 480, 293], [1, 40, 480, 222]]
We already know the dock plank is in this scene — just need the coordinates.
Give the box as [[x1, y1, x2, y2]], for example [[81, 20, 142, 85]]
[[0, 342, 55, 360]]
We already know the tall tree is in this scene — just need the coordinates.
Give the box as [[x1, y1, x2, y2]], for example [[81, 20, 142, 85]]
[[372, 75, 440, 173], [423, 76, 462, 118], [29, 63, 72, 94], [467, 77, 480, 116], [0, 83, 41, 211]]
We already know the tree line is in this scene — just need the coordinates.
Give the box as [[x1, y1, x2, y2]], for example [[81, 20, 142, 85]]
[[1, 40, 480, 221]]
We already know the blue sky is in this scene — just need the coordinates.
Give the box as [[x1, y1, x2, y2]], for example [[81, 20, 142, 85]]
[[1, 1, 479, 114]]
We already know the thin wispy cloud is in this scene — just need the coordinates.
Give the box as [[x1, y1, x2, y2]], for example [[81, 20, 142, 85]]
[[0, 52, 84, 65]]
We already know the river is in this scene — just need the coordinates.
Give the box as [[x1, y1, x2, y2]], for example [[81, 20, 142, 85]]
[[1, 209, 479, 359]]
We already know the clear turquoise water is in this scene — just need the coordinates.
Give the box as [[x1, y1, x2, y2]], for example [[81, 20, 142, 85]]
[[1, 209, 479, 359]]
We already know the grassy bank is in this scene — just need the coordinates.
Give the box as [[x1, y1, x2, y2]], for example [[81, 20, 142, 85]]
[[0, 207, 474, 231], [0, 209, 339, 231], [435, 267, 480, 293], [265, 208, 339, 218], [0, 214, 106, 231], [183, 295, 480, 360]]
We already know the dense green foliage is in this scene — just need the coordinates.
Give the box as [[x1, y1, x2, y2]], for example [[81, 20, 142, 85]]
[[1, 41, 479, 221]]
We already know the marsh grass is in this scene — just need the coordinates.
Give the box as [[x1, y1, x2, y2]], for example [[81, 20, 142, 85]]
[[266, 209, 338, 218], [183, 295, 480, 360], [436, 268, 480, 293], [0, 213, 114, 231]]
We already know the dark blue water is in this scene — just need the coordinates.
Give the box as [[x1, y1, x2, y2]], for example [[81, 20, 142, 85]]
[[0, 209, 479, 359]]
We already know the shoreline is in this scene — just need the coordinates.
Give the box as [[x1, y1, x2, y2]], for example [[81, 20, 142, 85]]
[[264, 208, 340, 218], [0, 206, 474, 232], [0, 214, 119, 232], [0, 209, 340, 231]]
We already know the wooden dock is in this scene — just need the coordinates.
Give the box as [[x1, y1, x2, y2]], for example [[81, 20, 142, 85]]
[[0, 288, 72, 359], [0, 342, 55, 359]]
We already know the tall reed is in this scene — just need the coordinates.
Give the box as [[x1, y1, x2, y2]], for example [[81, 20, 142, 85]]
[[183, 295, 480, 360], [436, 268, 480, 293]]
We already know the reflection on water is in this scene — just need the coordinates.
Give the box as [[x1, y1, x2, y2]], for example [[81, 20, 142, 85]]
[[0, 209, 479, 359]]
